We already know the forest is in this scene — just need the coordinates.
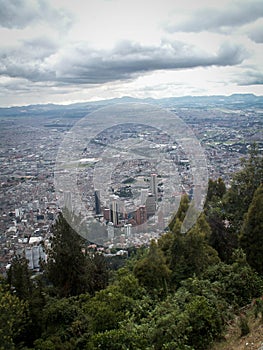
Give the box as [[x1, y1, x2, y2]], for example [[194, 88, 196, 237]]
[[1, 145, 263, 350]]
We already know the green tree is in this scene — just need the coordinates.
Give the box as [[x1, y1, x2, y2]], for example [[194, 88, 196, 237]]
[[84, 284, 136, 333], [7, 255, 32, 300], [206, 206, 236, 262], [0, 283, 29, 350], [168, 214, 219, 284], [86, 252, 109, 295], [169, 194, 189, 232], [205, 178, 226, 207], [7, 257, 47, 346], [224, 144, 263, 233], [134, 240, 171, 296], [240, 184, 263, 275], [45, 213, 90, 297], [202, 252, 263, 307]]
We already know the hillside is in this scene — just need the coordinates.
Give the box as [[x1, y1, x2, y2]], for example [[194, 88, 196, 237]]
[[211, 309, 263, 350]]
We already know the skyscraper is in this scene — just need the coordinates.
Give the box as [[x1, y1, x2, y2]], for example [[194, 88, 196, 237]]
[[110, 195, 119, 226], [150, 173, 158, 200], [146, 194, 156, 218], [124, 223, 132, 237], [135, 205, 147, 225], [94, 190, 101, 215], [140, 188, 149, 205], [107, 222, 114, 239], [63, 191, 72, 213]]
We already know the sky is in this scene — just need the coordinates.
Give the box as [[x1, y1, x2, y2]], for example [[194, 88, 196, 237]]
[[0, 0, 262, 106]]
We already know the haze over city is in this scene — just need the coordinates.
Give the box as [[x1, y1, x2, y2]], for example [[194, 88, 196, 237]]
[[0, 0, 262, 107]]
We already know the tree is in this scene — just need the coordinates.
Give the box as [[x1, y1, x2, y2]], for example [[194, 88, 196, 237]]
[[134, 240, 171, 295], [240, 184, 263, 275], [168, 214, 219, 285], [169, 194, 189, 232], [45, 213, 90, 297], [7, 255, 32, 300], [202, 252, 263, 307], [0, 283, 29, 350], [206, 206, 237, 262], [7, 256, 47, 346], [205, 178, 226, 208], [223, 144, 263, 233], [86, 252, 109, 295]]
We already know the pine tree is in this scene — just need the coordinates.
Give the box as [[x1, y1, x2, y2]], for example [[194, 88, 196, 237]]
[[134, 240, 171, 295], [169, 214, 219, 284], [7, 255, 32, 300], [46, 213, 90, 297], [224, 144, 263, 233], [169, 194, 189, 232], [240, 184, 263, 275]]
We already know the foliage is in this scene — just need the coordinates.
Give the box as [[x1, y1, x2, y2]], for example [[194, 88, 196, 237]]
[[45, 213, 90, 297], [202, 253, 263, 308], [134, 240, 171, 296], [0, 284, 29, 350], [205, 177, 226, 207], [169, 194, 189, 232], [240, 184, 263, 275], [45, 213, 108, 297], [7, 255, 32, 300], [223, 144, 263, 234], [168, 213, 219, 285]]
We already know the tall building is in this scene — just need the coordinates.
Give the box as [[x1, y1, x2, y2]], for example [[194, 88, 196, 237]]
[[94, 190, 101, 215], [140, 188, 149, 205], [124, 223, 132, 237], [107, 222, 114, 239], [150, 173, 158, 199], [63, 191, 72, 213], [146, 194, 156, 218], [110, 195, 119, 226], [135, 205, 147, 225], [103, 208, 110, 221]]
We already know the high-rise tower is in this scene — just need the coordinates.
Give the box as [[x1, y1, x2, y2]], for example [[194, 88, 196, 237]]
[[94, 190, 101, 215], [110, 195, 119, 226], [63, 191, 72, 213], [150, 173, 158, 200]]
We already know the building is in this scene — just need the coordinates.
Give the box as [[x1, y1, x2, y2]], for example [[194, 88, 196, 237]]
[[94, 190, 101, 215], [146, 194, 156, 218], [107, 222, 114, 239], [63, 191, 72, 213], [135, 205, 147, 225], [110, 195, 119, 226], [150, 173, 158, 199], [103, 208, 110, 221], [124, 223, 132, 237], [140, 188, 149, 205]]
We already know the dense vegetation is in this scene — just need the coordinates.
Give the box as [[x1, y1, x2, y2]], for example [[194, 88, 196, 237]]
[[1, 145, 262, 350]]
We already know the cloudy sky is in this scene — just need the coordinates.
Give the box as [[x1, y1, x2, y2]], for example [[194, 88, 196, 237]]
[[0, 0, 262, 106]]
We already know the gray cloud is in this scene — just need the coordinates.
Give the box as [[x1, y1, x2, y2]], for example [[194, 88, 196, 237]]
[[0, 37, 58, 81], [0, 0, 72, 30], [55, 40, 247, 85], [0, 39, 247, 85], [237, 70, 263, 85], [247, 26, 263, 43], [166, 1, 263, 33]]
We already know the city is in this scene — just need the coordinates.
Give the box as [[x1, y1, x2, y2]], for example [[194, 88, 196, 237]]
[[0, 94, 262, 273]]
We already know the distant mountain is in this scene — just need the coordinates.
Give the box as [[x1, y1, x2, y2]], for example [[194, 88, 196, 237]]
[[0, 94, 262, 118]]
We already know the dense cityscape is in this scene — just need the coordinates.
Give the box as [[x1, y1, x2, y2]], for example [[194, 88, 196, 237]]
[[0, 94, 262, 273]]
